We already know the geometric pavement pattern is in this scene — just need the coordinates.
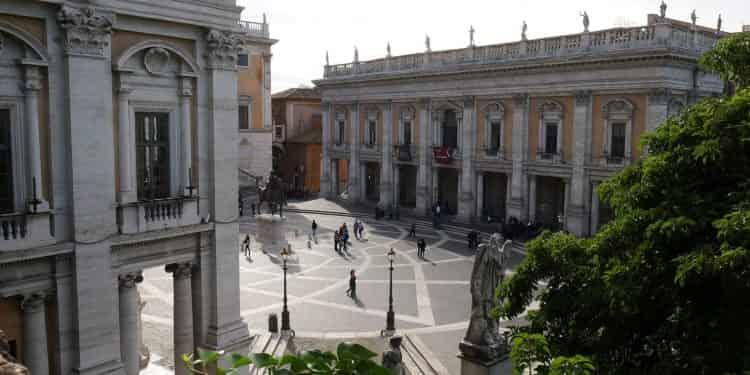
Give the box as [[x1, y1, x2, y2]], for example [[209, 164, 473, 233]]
[[138, 209, 528, 374]]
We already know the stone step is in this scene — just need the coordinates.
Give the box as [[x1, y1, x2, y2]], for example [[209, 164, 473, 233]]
[[246, 333, 288, 375], [400, 334, 451, 375]]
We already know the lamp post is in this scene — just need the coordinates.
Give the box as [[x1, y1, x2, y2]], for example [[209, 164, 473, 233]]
[[384, 248, 396, 335], [280, 247, 292, 333]]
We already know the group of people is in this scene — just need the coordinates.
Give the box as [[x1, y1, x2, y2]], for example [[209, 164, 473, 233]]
[[352, 219, 365, 240], [334, 224, 350, 253]]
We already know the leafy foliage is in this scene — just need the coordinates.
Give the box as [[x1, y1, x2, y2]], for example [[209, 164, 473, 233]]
[[510, 333, 551, 375], [182, 342, 391, 375], [497, 40, 750, 374]]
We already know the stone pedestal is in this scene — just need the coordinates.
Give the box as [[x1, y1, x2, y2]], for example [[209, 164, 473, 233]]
[[255, 214, 291, 252], [459, 354, 511, 375]]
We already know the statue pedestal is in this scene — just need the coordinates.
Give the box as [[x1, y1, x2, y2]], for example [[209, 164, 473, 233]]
[[458, 353, 510, 375], [255, 214, 290, 252]]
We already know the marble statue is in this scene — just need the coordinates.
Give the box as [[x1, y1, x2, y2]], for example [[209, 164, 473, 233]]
[[691, 9, 697, 26], [0, 330, 29, 375], [717, 14, 722, 32], [325, 51, 329, 66], [469, 25, 475, 46], [387, 42, 391, 57], [459, 234, 511, 361], [521, 21, 528, 41], [354, 46, 359, 62], [382, 335, 404, 375], [660, 1, 667, 19], [581, 11, 590, 32], [425, 34, 431, 52]]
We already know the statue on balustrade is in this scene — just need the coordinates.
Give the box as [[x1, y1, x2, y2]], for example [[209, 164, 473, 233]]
[[257, 171, 286, 217], [581, 11, 590, 32], [0, 330, 29, 375], [459, 233, 511, 361], [660, 1, 667, 20]]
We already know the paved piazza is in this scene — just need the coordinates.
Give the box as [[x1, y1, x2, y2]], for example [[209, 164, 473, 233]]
[[139, 207, 527, 374]]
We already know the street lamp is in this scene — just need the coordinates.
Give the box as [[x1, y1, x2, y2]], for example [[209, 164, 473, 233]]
[[383, 248, 396, 335], [280, 247, 292, 333]]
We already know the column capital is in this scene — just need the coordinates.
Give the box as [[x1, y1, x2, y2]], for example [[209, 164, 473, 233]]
[[648, 88, 669, 105], [118, 272, 144, 288], [512, 93, 529, 108], [166, 262, 193, 280], [574, 90, 592, 105], [463, 96, 475, 107], [57, 5, 113, 57], [20, 293, 46, 312], [205, 29, 242, 70]]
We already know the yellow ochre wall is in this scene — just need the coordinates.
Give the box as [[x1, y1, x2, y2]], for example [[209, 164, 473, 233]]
[[475, 99, 514, 155], [237, 55, 265, 129], [591, 94, 648, 160], [528, 96, 574, 161]]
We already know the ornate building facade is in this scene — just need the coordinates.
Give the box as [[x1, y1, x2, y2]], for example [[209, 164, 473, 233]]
[[0, 1, 273, 375], [315, 11, 726, 236]]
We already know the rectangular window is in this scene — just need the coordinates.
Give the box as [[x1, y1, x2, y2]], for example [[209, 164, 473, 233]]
[[403, 120, 412, 145], [238, 105, 249, 130], [0, 109, 13, 213], [490, 120, 502, 150], [237, 53, 249, 67], [544, 122, 558, 155], [136, 112, 170, 200], [611, 122, 626, 158], [443, 111, 458, 149], [368, 120, 376, 145], [337, 120, 345, 145]]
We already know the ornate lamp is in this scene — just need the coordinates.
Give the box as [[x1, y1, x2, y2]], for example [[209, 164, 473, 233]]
[[280, 247, 292, 333]]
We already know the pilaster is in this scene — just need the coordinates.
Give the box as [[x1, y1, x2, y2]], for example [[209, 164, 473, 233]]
[[118, 273, 143, 375], [416, 99, 430, 214], [180, 77, 195, 197], [22, 64, 49, 212], [348, 103, 360, 202], [458, 97, 476, 220], [567, 91, 591, 236], [320, 102, 332, 198], [21, 293, 49, 375], [508, 94, 529, 221], [379, 101, 393, 207], [645, 89, 669, 154]]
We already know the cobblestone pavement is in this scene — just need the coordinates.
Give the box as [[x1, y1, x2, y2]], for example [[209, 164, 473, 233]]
[[139, 201, 529, 374]]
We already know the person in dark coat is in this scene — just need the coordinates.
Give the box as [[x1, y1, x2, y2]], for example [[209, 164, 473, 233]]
[[334, 230, 340, 252], [346, 269, 357, 298], [409, 223, 417, 238], [312, 220, 318, 237], [417, 238, 427, 258]]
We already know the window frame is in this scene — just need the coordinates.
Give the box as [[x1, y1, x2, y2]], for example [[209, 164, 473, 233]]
[[135, 112, 172, 201], [0, 101, 24, 213], [399, 106, 415, 146], [537, 100, 563, 162], [482, 102, 505, 158], [601, 98, 634, 166], [238, 96, 253, 132], [130, 102, 181, 200], [364, 110, 379, 147]]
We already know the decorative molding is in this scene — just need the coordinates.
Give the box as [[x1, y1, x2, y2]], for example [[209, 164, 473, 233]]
[[512, 93, 528, 107], [0, 32, 4, 58], [574, 90, 591, 105], [143, 47, 171, 76], [57, 6, 113, 57], [667, 98, 685, 117], [538, 100, 564, 118], [205, 29, 242, 70], [601, 98, 634, 119], [118, 272, 143, 288], [165, 262, 192, 279], [20, 292, 45, 312], [481, 102, 505, 115], [648, 88, 669, 105]]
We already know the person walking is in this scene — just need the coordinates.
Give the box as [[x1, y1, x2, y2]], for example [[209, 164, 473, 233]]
[[417, 238, 426, 258], [311, 220, 318, 237], [346, 269, 357, 298], [334, 230, 340, 253], [341, 225, 349, 252], [242, 234, 251, 258], [409, 223, 417, 238]]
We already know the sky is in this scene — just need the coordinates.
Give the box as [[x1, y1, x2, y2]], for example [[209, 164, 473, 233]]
[[238, 0, 748, 93]]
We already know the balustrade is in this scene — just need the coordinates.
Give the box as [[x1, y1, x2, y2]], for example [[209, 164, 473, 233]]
[[118, 196, 200, 234], [237, 20, 269, 38], [0, 211, 54, 251]]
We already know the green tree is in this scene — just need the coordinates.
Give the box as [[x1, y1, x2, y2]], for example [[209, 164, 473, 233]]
[[497, 32, 750, 374], [183, 342, 391, 375]]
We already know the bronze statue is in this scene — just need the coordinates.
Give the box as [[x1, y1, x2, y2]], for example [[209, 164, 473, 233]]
[[256, 172, 286, 217], [382, 335, 404, 375], [0, 330, 29, 375], [459, 233, 511, 361]]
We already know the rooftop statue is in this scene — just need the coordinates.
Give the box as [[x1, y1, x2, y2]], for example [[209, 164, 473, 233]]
[[459, 233, 511, 361], [691, 9, 697, 26], [425, 34, 431, 52], [660, 1, 667, 19], [581, 11, 590, 32], [521, 21, 528, 41], [0, 330, 29, 375]]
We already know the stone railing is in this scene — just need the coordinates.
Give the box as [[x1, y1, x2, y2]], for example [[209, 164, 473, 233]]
[[480, 146, 508, 159], [323, 22, 720, 78], [237, 20, 270, 38], [393, 144, 418, 162], [118, 196, 200, 235], [0, 211, 55, 251], [536, 149, 564, 164]]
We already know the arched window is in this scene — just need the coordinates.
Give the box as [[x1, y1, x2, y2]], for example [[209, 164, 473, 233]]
[[482, 103, 505, 157], [537, 101, 564, 162], [601, 99, 634, 165]]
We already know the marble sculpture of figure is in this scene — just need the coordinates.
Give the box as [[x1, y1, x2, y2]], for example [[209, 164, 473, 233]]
[[0, 330, 29, 375], [660, 1, 667, 19], [521, 21, 528, 40], [460, 233, 511, 360], [581, 11, 590, 32], [382, 335, 404, 375], [691, 9, 697, 26], [425, 34, 431, 51]]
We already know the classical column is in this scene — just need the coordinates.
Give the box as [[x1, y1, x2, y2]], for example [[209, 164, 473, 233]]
[[117, 73, 136, 203], [348, 103, 360, 202], [563, 178, 570, 222], [21, 293, 49, 375], [203, 28, 249, 351], [23, 65, 49, 212], [180, 77, 195, 196], [166, 263, 194, 375], [393, 165, 400, 205], [118, 272, 143, 375], [509, 94, 529, 221], [379, 102, 393, 207], [321, 102, 332, 198], [590, 182, 600, 235], [262, 53, 272, 129], [416, 99, 430, 214], [458, 97, 476, 220], [528, 175, 537, 221], [567, 91, 592, 236], [476, 172, 484, 219]]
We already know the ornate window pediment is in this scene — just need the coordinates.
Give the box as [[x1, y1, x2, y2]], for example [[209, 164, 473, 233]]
[[601, 98, 635, 166], [537, 100, 564, 162]]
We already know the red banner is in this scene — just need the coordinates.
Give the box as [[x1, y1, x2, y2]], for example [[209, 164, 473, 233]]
[[433, 147, 455, 164]]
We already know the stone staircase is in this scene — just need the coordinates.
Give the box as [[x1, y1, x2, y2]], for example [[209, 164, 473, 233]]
[[400, 334, 451, 375], [246, 333, 289, 374]]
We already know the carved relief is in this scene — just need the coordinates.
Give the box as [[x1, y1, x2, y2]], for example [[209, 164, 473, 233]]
[[205, 29, 241, 69], [143, 47, 171, 76], [538, 100, 563, 115], [57, 6, 113, 57], [602, 99, 634, 119]]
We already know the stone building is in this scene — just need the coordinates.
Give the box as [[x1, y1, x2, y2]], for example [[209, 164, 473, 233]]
[[271, 87, 323, 195], [315, 10, 726, 236], [0, 1, 272, 375]]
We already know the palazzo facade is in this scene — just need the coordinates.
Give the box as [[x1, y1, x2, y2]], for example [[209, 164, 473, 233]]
[[0, 1, 272, 375], [316, 12, 726, 236]]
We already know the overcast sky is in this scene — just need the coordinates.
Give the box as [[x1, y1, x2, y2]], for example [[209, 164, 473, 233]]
[[238, 0, 748, 93]]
